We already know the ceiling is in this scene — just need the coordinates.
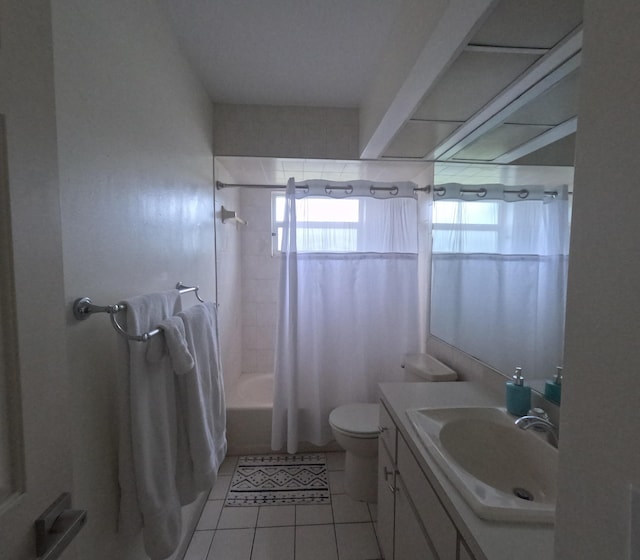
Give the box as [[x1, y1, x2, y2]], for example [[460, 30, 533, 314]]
[[158, 0, 584, 166], [156, 0, 405, 107]]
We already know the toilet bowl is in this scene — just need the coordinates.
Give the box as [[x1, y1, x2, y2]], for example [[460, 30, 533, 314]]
[[329, 354, 458, 503], [329, 403, 380, 502]]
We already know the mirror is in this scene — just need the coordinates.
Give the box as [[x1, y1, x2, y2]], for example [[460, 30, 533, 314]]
[[429, 162, 574, 390]]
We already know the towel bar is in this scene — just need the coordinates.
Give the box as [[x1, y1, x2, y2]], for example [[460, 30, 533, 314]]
[[72, 282, 209, 342]]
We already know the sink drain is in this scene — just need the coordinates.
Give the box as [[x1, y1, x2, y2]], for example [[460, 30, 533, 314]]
[[513, 487, 534, 501]]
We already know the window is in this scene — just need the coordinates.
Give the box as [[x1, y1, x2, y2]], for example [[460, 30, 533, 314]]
[[271, 193, 360, 254], [272, 192, 418, 255], [432, 200, 500, 253]]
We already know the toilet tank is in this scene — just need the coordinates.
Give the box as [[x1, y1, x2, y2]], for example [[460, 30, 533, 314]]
[[401, 353, 458, 382]]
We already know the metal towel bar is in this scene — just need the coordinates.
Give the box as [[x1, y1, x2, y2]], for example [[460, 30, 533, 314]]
[[72, 282, 208, 342]]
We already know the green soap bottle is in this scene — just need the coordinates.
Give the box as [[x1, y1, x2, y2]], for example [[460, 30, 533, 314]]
[[506, 366, 531, 416], [545, 366, 563, 405]]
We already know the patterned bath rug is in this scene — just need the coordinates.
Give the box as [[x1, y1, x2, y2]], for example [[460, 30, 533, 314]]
[[225, 453, 330, 506]]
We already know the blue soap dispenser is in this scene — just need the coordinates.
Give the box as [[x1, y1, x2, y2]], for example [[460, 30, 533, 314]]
[[544, 366, 563, 405], [506, 366, 531, 416]]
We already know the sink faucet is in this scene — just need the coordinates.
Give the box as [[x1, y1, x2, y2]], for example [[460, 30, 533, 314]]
[[515, 415, 559, 447]]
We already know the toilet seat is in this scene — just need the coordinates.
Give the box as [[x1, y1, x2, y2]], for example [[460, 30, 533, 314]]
[[329, 403, 379, 439]]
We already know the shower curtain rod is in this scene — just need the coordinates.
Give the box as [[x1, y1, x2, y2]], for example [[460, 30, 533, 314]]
[[215, 180, 431, 193], [433, 186, 567, 199]]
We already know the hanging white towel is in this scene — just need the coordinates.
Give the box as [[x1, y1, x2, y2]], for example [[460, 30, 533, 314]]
[[115, 289, 183, 560], [174, 302, 227, 496], [157, 314, 199, 504]]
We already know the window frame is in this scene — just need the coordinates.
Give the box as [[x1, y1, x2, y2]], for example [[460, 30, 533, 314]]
[[270, 192, 361, 255]]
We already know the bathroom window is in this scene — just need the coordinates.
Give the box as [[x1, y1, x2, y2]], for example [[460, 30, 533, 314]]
[[271, 193, 360, 254], [432, 200, 500, 254]]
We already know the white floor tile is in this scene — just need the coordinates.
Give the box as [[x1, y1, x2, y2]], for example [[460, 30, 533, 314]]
[[295, 524, 338, 560], [218, 506, 259, 529], [332, 494, 372, 524], [206, 528, 255, 560], [252, 526, 295, 560], [335, 523, 381, 560], [367, 502, 377, 523], [257, 505, 296, 527], [295, 504, 334, 525], [326, 452, 346, 471], [184, 530, 214, 560], [197, 500, 224, 531], [209, 474, 232, 500], [219, 455, 239, 475], [329, 470, 345, 494]]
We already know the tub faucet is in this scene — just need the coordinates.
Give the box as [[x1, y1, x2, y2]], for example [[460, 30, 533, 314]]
[[515, 415, 559, 447]]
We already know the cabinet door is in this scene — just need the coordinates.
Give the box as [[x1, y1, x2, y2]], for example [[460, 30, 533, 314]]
[[398, 435, 457, 558], [395, 476, 438, 560], [377, 439, 396, 560], [379, 401, 397, 456]]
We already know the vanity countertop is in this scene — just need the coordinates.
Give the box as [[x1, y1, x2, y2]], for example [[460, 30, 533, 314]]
[[379, 381, 555, 560]]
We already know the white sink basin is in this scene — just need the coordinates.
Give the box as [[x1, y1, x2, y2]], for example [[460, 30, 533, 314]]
[[406, 406, 557, 523]]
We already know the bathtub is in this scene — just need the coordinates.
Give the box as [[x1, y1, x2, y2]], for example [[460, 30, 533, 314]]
[[225, 372, 340, 455], [227, 372, 274, 409], [226, 373, 275, 455]]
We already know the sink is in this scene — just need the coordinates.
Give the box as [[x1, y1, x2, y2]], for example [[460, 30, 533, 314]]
[[406, 406, 557, 523]]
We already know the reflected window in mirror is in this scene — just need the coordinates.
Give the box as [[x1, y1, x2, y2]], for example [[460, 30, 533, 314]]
[[430, 182, 571, 383]]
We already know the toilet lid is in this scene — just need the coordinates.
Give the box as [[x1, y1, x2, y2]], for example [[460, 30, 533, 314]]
[[329, 403, 380, 436]]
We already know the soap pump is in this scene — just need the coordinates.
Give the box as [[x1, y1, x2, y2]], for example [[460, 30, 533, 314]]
[[506, 366, 531, 416], [544, 366, 563, 405]]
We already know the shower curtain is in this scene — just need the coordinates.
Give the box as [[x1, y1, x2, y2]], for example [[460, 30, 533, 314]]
[[272, 179, 420, 453], [430, 183, 571, 378]]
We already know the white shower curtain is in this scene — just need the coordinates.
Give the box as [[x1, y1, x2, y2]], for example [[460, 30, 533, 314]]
[[272, 179, 420, 453], [430, 183, 570, 379]]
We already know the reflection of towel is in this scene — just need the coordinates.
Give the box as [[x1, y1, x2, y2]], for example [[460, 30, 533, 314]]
[[175, 302, 227, 497], [115, 290, 182, 560]]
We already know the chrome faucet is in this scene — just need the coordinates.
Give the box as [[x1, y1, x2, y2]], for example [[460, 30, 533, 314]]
[[515, 415, 559, 447]]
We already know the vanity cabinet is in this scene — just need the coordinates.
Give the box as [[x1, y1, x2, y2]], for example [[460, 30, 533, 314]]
[[378, 401, 477, 560]]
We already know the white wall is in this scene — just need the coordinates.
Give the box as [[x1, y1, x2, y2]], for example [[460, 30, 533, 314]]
[[213, 104, 359, 160], [51, 1, 216, 558], [555, 1, 640, 558]]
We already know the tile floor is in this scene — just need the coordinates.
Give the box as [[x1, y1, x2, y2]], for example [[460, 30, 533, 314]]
[[183, 451, 382, 560]]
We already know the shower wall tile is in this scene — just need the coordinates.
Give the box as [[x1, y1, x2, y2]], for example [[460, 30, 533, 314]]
[[214, 166, 243, 389], [243, 350, 275, 375], [254, 303, 278, 326], [242, 351, 259, 375], [238, 188, 280, 376]]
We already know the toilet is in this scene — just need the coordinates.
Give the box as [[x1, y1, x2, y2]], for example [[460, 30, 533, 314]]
[[329, 403, 380, 502], [329, 354, 457, 502]]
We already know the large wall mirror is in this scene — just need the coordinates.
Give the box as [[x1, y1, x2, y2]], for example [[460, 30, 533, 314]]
[[429, 163, 574, 390]]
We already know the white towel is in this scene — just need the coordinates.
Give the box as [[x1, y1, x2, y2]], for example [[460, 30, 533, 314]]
[[175, 302, 227, 497], [157, 315, 198, 504], [157, 316, 194, 375], [115, 290, 183, 560]]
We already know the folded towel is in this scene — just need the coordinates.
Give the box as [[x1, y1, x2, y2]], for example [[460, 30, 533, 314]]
[[115, 289, 183, 560], [158, 316, 194, 374], [175, 302, 227, 497]]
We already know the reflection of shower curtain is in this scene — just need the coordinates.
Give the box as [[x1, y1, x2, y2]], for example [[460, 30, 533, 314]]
[[272, 179, 420, 453], [430, 183, 570, 378]]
